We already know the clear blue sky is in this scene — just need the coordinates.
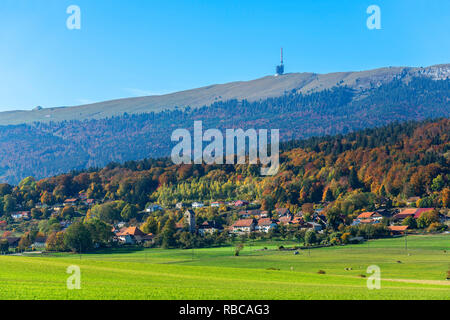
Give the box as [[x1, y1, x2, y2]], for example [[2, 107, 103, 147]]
[[0, 0, 449, 111]]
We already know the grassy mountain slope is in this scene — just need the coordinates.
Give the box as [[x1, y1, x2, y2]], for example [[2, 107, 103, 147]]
[[0, 64, 448, 125]]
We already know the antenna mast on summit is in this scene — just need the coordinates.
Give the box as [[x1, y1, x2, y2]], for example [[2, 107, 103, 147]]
[[276, 47, 285, 76]]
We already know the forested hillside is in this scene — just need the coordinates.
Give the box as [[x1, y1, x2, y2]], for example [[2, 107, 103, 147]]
[[1, 118, 449, 216], [0, 77, 449, 184]]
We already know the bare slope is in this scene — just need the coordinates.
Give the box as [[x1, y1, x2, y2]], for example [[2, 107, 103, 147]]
[[0, 64, 448, 125]]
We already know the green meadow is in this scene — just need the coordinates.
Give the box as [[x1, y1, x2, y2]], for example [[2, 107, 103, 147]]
[[0, 234, 449, 300]]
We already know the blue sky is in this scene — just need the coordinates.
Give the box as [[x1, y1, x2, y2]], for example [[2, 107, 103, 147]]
[[0, 0, 448, 111]]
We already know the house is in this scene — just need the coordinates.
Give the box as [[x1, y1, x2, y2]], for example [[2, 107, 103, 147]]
[[393, 208, 435, 221], [352, 212, 383, 225], [278, 215, 292, 225], [198, 221, 222, 236], [64, 198, 78, 206], [5, 237, 20, 248], [260, 211, 269, 218], [412, 208, 434, 219], [116, 227, 151, 245], [393, 208, 417, 221], [388, 225, 409, 235], [192, 202, 204, 208], [275, 208, 291, 217], [210, 201, 225, 208], [145, 204, 163, 213], [232, 219, 256, 234], [11, 211, 30, 220], [79, 193, 88, 200], [176, 202, 185, 209], [85, 199, 95, 206], [353, 218, 381, 226], [0, 220, 7, 228], [256, 218, 277, 233], [234, 200, 249, 207], [406, 197, 420, 206], [33, 236, 47, 248], [306, 222, 323, 231], [375, 208, 392, 218], [356, 212, 383, 220]]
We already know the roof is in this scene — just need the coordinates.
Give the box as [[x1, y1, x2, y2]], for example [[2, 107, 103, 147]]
[[275, 208, 290, 215], [258, 218, 274, 227], [116, 227, 146, 236], [64, 198, 78, 202], [278, 216, 292, 224], [413, 208, 434, 219], [357, 212, 380, 219], [388, 226, 409, 231], [233, 219, 255, 227]]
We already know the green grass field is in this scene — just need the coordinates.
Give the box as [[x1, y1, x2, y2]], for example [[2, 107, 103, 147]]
[[0, 235, 449, 300]]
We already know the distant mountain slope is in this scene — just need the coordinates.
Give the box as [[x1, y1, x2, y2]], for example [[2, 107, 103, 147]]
[[0, 75, 449, 184], [0, 64, 449, 125]]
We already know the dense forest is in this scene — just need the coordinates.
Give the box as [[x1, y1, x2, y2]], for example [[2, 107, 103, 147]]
[[0, 77, 449, 184], [0, 118, 449, 214]]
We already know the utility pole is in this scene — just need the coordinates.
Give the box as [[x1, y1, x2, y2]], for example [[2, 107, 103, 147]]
[[405, 230, 408, 252]]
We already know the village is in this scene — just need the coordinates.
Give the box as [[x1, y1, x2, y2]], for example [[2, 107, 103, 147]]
[[1, 192, 448, 253]]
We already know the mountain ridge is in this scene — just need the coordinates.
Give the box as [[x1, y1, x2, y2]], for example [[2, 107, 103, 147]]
[[1, 63, 449, 126]]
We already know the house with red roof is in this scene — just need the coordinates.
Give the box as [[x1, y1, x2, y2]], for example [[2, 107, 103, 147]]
[[388, 225, 409, 235], [232, 219, 256, 234], [393, 208, 435, 221], [116, 227, 153, 245]]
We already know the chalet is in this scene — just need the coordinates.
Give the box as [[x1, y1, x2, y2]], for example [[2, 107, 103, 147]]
[[388, 225, 409, 235], [232, 219, 256, 234], [256, 218, 277, 233], [192, 202, 204, 208], [198, 221, 222, 236]]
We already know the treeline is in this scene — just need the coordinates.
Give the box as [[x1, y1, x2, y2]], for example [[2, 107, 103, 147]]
[[0, 77, 449, 184]]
